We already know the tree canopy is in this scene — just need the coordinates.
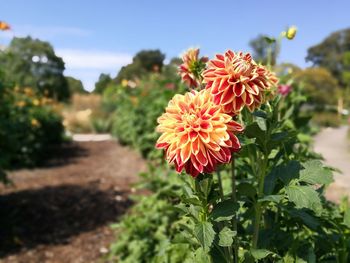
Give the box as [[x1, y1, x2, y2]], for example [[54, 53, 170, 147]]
[[306, 28, 350, 88], [0, 36, 69, 100], [249, 35, 277, 65], [114, 49, 165, 83], [66, 76, 87, 94], [94, 73, 112, 94], [293, 67, 340, 105]]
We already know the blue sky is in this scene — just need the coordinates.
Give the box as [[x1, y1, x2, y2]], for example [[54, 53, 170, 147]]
[[1, 0, 349, 91]]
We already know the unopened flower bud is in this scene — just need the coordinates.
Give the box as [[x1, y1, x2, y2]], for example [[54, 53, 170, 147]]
[[286, 26, 297, 40]]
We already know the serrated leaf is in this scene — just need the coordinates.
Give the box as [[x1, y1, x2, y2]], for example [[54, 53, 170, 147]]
[[211, 199, 238, 222], [286, 185, 322, 213], [194, 222, 215, 250], [218, 227, 236, 247], [300, 160, 333, 185], [250, 249, 273, 260], [193, 247, 211, 263]]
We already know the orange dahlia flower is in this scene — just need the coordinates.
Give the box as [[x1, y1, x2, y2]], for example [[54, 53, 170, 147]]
[[156, 89, 243, 177], [179, 48, 208, 88], [0, 21, 11, 31], [202, 50, 278, 114]]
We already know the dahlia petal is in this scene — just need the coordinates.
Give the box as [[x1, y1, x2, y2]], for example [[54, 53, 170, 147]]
[[220, 86, 234, 105], [233, 83, 245, 97]]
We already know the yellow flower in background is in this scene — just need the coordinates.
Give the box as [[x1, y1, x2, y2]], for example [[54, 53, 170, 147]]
[[24, 87, 34, 96], [16, 101, 26, 108], [32, 99, 40, 106], [121, 79, 129, 87], [156, 89, 243, 177], [31, 118, 40, 128], [286, 26, 297, 40]]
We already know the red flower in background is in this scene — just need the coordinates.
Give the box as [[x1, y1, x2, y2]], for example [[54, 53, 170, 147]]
[[179, 48, 208, 88], [156, 89, 243, 177], [277, 84, 292, 96], [202, 50, 278, 114]]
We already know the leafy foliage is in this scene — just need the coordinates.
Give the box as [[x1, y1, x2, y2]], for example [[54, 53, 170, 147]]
[[0, 72, 64, 170], [104, 65, 186, 159]]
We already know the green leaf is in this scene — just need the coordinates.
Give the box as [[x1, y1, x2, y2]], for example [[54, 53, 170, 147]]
[[193, 247, 211, 263], [250, 249, 273, 260], [211, 199, 238, 222], [278, 161, 302, 184], [244, 122, 265, 144], [258, 195, 283, 203], [253, 110, 267, 118], [263, 36, 276, 44], [344, 207, 350, 227], [286, 185, 322, 213], [300, 160, 333, 185], [288, 208, 320, 229], [194, 222, 215, 250], [256, 116, 267, 131], [237, 182, 257, 198], [218, 227, 236, 247]]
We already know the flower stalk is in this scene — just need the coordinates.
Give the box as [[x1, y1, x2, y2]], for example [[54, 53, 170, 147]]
[[252, 153, 268, 248], [231, 156, 238, 262]]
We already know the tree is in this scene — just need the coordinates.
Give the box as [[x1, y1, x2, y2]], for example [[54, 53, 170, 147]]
[[66, 76, 87, 94], [306, 28, 350, 88], [249, 35, 277, 65], [293, 67, 340, 106], [94, 73, 112, 94], [115, 49, 165, 83], [0, 36, 69, 100]]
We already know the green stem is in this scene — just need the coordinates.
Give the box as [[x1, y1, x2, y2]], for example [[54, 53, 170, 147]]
[[217, 170, 224, 199], [231, 156, 238, 263], [252, 153, 268, 249], [216, 170, 233, 261]]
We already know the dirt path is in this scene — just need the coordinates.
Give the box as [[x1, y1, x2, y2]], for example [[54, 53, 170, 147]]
[[0, 140, 146, 263], [313, 126, 350, 202]]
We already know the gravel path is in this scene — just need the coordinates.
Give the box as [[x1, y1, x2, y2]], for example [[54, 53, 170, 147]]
[[313, 126, 350, 202]]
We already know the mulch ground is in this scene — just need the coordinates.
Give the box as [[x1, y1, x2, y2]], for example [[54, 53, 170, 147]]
[[0, 140, 146, 263]]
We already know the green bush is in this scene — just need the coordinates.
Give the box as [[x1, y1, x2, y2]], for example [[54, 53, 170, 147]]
[[105, 70, 186, 160], [0, 82, 64, 169]]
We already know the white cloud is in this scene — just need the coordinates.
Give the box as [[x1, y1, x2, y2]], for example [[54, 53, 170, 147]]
[[56, 49, 133, 92], [57, 49, 132, 70]]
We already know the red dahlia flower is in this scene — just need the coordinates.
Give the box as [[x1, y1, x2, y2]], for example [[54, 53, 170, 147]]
[[202, 50, 278, 114], [156, 89, 243, 177], [179, 48, 208, 88]]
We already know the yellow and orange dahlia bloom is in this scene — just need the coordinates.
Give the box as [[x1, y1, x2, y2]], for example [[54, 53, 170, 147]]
[[179, 48, 208, 88], [156, 89, 243, 177], [0, 21, 11, 31], [202, 50, 278, 114]]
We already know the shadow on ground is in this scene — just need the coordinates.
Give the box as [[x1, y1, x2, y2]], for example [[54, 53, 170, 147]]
[[0, 184, 132, 258], [39, 142, 89, 168]]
